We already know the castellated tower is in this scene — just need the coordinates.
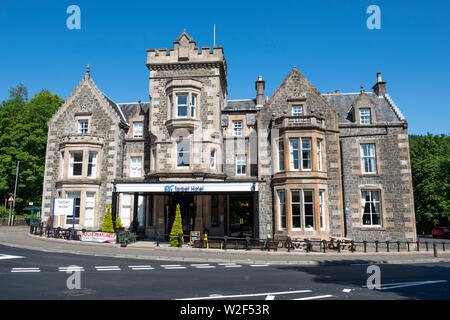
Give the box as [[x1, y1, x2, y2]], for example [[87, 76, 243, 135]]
[[146, 30, 228, 181]]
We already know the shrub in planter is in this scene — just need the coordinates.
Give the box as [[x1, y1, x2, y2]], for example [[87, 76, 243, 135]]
[[170, 203, 184, 247], [101, 203, 114, 233]]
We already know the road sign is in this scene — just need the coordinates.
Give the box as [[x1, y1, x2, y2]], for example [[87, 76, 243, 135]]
[[8, 195, 14, 202]]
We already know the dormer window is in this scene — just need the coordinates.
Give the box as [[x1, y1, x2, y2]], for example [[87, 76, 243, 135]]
[[78, 120, 89, 134], [359, 108, 371, 124], [133, 122, 143, 138], [292, 105, 303, 116]]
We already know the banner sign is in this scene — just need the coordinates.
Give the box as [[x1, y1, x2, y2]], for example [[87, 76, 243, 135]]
[[79, 231, 117, 243], [189, 231, 201, 246], [115, 182, 258, 193], [54, 198, 75, 216]]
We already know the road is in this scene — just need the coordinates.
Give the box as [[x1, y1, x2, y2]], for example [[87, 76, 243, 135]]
[[0, 244, 449, 300]]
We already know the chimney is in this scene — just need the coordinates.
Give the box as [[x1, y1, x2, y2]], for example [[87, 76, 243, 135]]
[[372, 72, 387, 96], [255, 75, 265, 106]]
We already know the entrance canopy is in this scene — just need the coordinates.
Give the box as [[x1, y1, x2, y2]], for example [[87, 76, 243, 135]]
[[114, 181, 259, 193]]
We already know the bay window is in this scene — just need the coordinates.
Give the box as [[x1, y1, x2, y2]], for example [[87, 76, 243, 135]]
[[278, 190, 286, 230], [69, 151, 83, 178]]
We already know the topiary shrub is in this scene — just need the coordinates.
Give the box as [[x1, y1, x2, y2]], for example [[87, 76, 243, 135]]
[[170, 203, 184, 247], [115, 216, 123, 229], [101, 203, 114, 233]]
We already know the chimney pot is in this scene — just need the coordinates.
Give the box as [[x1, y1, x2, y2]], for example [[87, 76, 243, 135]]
[[377, 72, 382, 83], [255, 76, 265, 105], [373, 72, 387, 96]]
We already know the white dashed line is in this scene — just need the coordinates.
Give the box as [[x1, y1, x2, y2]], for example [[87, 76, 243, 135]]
[[0, 254, 25, 260], [129, 265, 155, 270], [293, 294, 334, 300], [58, 267, 85, 272], [342, 289, 352, 293], [11, 268, 40, 273], [95, 266, 121, 271], [250, 264, 270, 267]]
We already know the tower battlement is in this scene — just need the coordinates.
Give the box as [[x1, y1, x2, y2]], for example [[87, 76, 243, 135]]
[[146, 31, 226, 70]]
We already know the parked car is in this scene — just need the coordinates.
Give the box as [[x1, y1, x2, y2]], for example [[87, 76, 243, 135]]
[[432, 227, 450, 238]]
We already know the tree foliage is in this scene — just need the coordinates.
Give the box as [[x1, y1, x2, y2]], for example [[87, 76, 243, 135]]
[[170, 203, 184, 247], [0, 85, 63, 214], [409, 133, 450, 233]]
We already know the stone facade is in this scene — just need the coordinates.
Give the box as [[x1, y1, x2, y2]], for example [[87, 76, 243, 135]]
[[41, 31, 416, 242]]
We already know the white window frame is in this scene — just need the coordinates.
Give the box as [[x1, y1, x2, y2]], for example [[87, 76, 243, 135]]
[[292, 105, 303, 116], [301, 138, 312, 170], [277, 190, 286, 230], [69, 151, 83, 178], [303, 190, 315, 230], [130, 156, 142, 177], [359, 108, 371, 124], [84, 192, 95, 228], [291, 190, 302, 230], [232, 120, 243, 137], [191, 94, 197, 118], [65, 192, 80, 226], [361, 144, 377, 174], [317, 139, 323, 171], [361, 190, 382, 227], [176, 139, 190, 168], [78, 120, 89, 134], [87, 151, 98, 179], [319, 190, 325, 230], [278, 139, 285, 172], [236, 154, 247, 175], [133, 122, 143, 138], [176, 94, 188, 118], [210, 149, 216, 169], [289, 138, 300, 171]]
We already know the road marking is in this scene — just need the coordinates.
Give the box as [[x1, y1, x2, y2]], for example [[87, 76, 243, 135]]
[[59, 267, 85, 272], [250, 264, 270, 267], [363, 280, 448, 290], [11, 268, 40, 273], [0, 254, 25, 260], [164, 267, 187, 270], [128, 265, 154, 270], [293, 294, 334, 300], [160, 264, 182, 267], [265, 295, 275, 300], [176, 289, 312, 300], [224, 265, 242, 268], [190, 264, 210, 267], [342, 289, 352, 293], [95, 266, 121, 271]]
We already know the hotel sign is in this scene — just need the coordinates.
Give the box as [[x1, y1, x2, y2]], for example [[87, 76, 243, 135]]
[[115, 182, 258, 193], [164, 185, 205, 192]]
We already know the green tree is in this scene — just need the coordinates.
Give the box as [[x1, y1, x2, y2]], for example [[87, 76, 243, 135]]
[[170, 203, 184, 247], [101, 203, 114, 233], [115, 216, 123, 229], [0, 85, 63, 214], [409, 133, 450, 233]]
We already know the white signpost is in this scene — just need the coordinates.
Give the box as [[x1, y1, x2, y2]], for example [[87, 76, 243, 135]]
[[51, 198, 76, 238]]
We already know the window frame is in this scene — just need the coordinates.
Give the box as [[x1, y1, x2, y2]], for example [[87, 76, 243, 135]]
[[69, 151, 83, 178], [360, 143, 377, 174], [176, 93, 189, 118], [317, 138, 323, 172], [289, 138, 300, 171], [277, 190, 286, 230], [278, 139, 285, 172], [132, 121, 144, 138], [291, 105, 303, 116], [301, 138, 312, 171], [232, 120, 243, 137], [130, 156, 143, 177], [236, 154, 247, 175], [319, 190, 326, 230], [77, 120, 89, 134], [361, 190, 382, 227], [359, 108, 371, 124], [87, 151, 98, 179], [176, 139, 191, 168]]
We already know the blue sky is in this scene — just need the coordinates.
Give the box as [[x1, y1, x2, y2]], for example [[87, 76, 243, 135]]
[[0, 0, 449, 135]]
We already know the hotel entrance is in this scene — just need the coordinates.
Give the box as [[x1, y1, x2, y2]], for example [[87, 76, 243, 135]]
[[165, 194, 196, 235], [228, 195, 254, 237]]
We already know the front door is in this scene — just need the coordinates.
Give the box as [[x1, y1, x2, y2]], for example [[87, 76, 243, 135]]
[[166, 194, 196, 235], [228, 196, 253, 237]]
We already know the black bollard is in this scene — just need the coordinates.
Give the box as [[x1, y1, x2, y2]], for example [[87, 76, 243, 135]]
[[156, 231, 160, 247], [322, 240, 327, 253], [178, 233, 183, 248], [246, 236, 250, 251], [223, 236, 228, 250]]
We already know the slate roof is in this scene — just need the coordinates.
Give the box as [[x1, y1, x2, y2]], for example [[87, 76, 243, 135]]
[[100, 93, 129, 125], [118, 102, 150, 122], [322, 92, 404, 124], [223, 99, 259, 111]]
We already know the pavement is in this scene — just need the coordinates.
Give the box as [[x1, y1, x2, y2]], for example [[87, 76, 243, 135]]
[[1, 227, 449, 265]]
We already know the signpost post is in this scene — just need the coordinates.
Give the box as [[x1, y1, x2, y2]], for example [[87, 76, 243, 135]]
[[7, 195, 14, 226]]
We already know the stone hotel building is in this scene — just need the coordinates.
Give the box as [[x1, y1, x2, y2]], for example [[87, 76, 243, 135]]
[[41, 31, 417, 242]]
